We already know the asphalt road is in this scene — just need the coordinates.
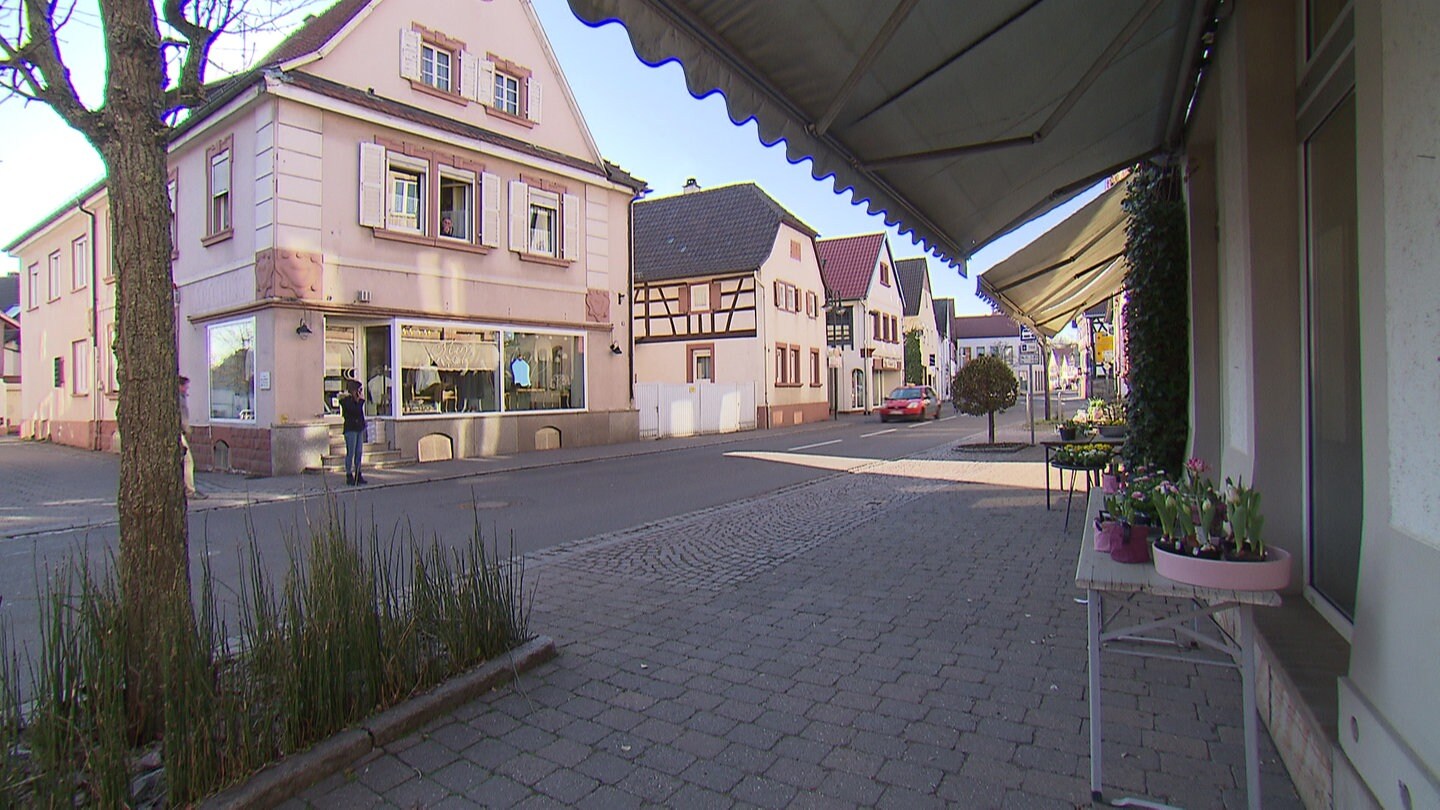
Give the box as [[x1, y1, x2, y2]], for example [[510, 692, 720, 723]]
[[0, 405, 1040, 667]]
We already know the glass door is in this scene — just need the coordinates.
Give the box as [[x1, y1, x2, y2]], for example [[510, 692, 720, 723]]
[[323, 322, 357, 414], [364, 324, 393, 417]]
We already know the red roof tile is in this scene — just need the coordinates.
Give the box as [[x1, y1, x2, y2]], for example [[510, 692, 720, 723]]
[[260, 0, 373, 67], [816, 233, 884, 301]]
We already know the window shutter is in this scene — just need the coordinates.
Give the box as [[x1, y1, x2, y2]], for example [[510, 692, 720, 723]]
[[480, 172, 502, 248], [711, 281, 722, 310], [773, 280, 782, 303], [477, 59, 496, 106], [358, 142, 387, 228], [526, 76, 543, 123], [508, 180, 528, 252], [459, 50, 478, 100], [399, 29, 421, 81], [677, 285, 690, 314], [527, 75, 541, 122], [561, 192, 579, 261]]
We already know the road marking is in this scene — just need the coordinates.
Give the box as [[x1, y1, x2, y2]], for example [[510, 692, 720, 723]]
[[861, 428, 897, 438], [788, 439, 842, 451]]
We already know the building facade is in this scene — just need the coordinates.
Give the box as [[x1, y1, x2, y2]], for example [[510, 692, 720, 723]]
[[815, 233, 906, 414], [631, 183, 828, 429], [5, 0, 646, 475], [894, 257, 940, 389]]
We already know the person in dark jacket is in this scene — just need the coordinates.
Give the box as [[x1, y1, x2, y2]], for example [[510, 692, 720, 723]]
[[339, 378, 367, 485]]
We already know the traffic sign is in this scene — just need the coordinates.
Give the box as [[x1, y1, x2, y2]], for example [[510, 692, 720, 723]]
[[1018, 326, 1037, 343]]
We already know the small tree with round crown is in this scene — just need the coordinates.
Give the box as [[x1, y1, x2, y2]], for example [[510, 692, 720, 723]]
[[952, 355, 1019, 444]]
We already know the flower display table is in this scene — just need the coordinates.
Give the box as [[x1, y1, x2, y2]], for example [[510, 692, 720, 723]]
[[1074, 490, 1281, 810]]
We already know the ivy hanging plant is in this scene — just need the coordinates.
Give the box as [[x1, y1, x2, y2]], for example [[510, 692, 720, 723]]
[[1120, 163, 1190, 478]]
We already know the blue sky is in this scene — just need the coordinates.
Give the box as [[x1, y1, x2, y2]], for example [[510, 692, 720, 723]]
[[0, 0, 1102, 319]]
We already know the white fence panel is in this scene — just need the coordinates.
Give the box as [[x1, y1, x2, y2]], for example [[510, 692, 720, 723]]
[[635, 382, 756, 438]]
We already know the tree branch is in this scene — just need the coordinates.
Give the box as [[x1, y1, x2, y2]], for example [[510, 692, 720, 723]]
[[0, 0, 100, 135], [160, 0, 240, 116]]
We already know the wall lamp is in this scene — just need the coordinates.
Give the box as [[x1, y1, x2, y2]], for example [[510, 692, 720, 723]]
[[296, 313, 313, 339], [610, 343, 623, 355]]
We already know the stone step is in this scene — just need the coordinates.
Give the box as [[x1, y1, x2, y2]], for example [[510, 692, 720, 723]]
[[308, 448, 410, 473]]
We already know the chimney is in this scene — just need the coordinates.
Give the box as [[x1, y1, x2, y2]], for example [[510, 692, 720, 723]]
[[682, 178, 701, 194]]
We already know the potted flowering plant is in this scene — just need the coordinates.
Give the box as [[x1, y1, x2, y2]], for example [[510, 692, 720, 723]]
[[1088, 399, 1129, 438], [1052, 442, 1113, 468], [1099, 488, 1150, 563], [1101, 456, 1124, 494], [1150, 459, 1291, 590], [1057, 417, 1090, 442]]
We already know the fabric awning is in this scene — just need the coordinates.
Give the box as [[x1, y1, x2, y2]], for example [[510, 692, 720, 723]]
[[565, 0, 1211, 269], [975, 176, 1131, 338]]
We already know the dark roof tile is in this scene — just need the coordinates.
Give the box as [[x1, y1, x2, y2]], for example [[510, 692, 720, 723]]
[[895, 257, 929, 316], [951, 313, 1021, 339], [634, 184, 814, 282]]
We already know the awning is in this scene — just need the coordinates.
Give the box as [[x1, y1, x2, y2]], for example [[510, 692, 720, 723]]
[[976, 176, 1131, 338], [565, 0, 1212, 269]]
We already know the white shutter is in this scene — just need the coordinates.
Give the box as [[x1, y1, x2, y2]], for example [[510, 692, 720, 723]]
[[398, 30, 421, 81], [358, 142, 387, 228], [476, 59, 496, 106], [508, 180, 528, 252], [561, 193, 579, 261], [526, 76, 543, 123], [481, 172, 502, 248], [459, 50, 478, 101]]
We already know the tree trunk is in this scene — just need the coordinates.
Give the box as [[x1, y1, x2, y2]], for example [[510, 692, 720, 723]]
[[96, 0, 195, 743], [988, 411, 996, 444]]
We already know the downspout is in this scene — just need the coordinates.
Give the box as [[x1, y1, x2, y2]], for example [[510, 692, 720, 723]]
[[78, 199, 101, 450], [758, 269, 769, 428], [626, 193, 636, 407]]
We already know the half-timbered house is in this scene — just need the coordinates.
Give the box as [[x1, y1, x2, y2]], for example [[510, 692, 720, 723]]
[[815, 233, 905, 414], [632, 182, 828, 428]]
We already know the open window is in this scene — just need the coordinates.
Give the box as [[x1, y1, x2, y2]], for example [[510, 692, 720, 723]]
[[508, 180, 577, 261], [205, 136, 234, 244], [438, 168, 474, 241]]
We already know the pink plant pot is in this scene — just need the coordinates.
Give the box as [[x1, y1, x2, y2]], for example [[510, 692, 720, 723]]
[[1108, 523, 1151, 564], [1101, 473, 1121, 494], [1153, 545, 1292, 591], [1095, 520, 1121, 552]]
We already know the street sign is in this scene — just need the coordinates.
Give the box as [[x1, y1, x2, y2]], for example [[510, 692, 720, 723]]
[[1018, 326, 1037, 343], [1018, 344, 1040, 364]]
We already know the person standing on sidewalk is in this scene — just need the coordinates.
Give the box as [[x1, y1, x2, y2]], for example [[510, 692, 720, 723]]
[[340, 378, 367, 486], [179, 376, 206, 499]]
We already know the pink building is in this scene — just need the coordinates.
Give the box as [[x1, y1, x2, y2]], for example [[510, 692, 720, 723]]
[[4, 0, 645, 475]]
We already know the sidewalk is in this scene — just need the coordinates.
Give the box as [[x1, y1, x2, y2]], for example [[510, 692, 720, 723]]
[[285, 425, 1302, 809]]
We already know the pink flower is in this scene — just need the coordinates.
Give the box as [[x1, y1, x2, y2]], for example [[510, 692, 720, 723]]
[[1185, 457, 1209, 474], [1131, 491, 1146, 501]]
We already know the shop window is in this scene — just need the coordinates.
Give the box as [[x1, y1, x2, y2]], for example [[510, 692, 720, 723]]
[[208, 318, 255, 421], [502, 331, 584, 411], [400, 324, 501, 415]]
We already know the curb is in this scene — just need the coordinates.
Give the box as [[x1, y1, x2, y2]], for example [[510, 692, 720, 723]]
[[199, 635, 558, 810]]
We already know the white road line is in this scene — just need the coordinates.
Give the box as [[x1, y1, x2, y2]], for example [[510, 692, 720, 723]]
[[788, 439, 842, 451], [861, 428, 897, 438]]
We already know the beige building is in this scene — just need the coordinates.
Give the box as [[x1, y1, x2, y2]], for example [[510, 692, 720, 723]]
[[894, 257, 941, 389], [5, 0, 645, 475], [814, 233, 906, 414], [632, 182, 828, 428]]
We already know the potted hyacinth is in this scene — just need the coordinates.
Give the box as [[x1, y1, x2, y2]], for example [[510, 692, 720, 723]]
[[1150, 459, 1292, 590]]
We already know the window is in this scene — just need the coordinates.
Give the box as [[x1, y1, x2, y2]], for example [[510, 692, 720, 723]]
[[206, 137, 233, 241], [389, 167, 423, 233], [438, 169, 474, 241], [400, 324, 502, 414], [27, 262, 38, 309], [72, 235, 89, 291], [775, 344, 787, 385], [880, 262, 891, 286], [70, 340, 89, 395], [790, 239, 802, 260], [493, 70, 521, 116], [502, 330, 584, 411], [690, 283, 711, 312], [507, 180, 576, 260], [105, 323, 118, 392], [527, 188, 558, 256], [47, 252, 60, 301], [208, 318, 256, 420], [871, 311, 880, 341], [810, 349, 821, 386], [790, 346, 801, 386], [167, 171, 178, 258], [688, 344, 714, 382], [421, 42, 453, 92]]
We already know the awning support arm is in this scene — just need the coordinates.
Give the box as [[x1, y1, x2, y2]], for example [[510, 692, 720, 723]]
[[813, 0, 919, 137]]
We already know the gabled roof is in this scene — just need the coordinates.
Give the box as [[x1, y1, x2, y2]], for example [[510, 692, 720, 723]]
[[815, 233, 884, 302], [895, 257, 930, 317], [0, 274, 17, 313], [932, 298, 954, 337], [634, 183, 816, 283], [951, 313, 1020, 340], [260, 0, 372, 67]]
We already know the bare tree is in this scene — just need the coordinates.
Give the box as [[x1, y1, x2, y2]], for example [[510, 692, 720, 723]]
[[0, 0, 245, 741]]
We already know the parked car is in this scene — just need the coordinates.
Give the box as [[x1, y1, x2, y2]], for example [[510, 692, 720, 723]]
[[878, 385, 942, 422]]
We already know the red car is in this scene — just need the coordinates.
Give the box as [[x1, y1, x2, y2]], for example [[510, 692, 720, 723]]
[[878, 385, 942, 422]]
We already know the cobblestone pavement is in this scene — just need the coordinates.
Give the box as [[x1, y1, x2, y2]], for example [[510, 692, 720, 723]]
[[295, 440, 1303, 809]]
